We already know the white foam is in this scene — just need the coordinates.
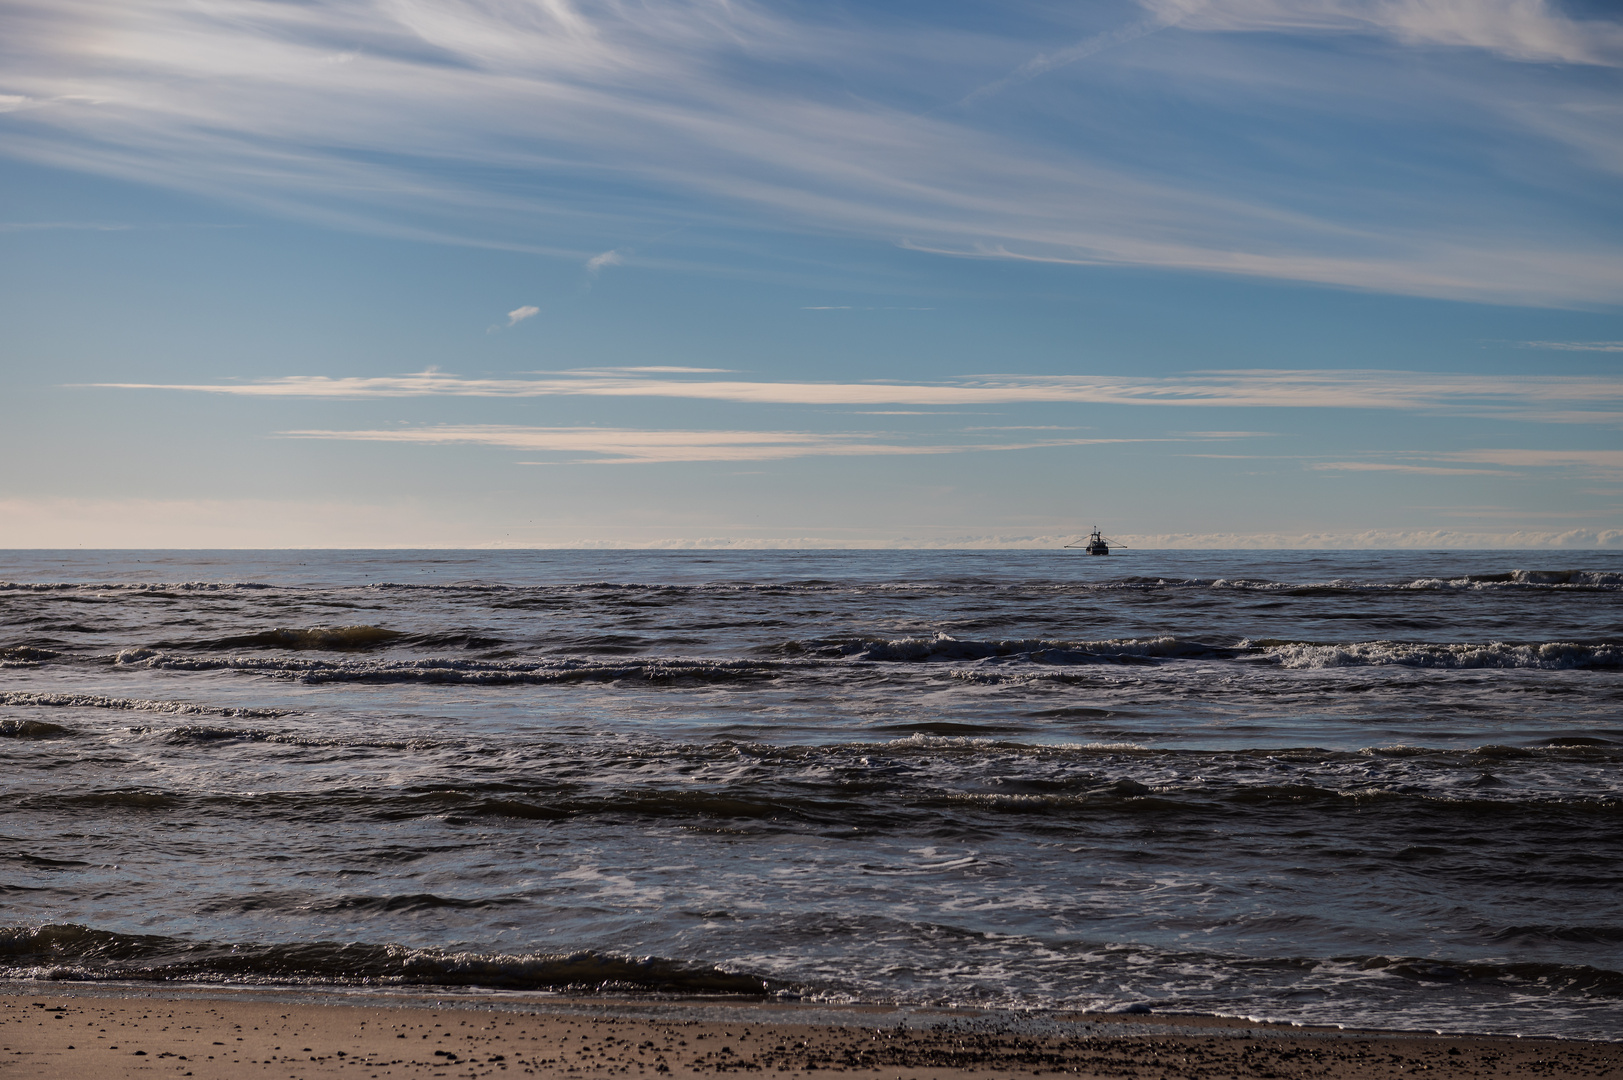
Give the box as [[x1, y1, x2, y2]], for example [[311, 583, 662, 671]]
[[1259, 640, 1621, 670]]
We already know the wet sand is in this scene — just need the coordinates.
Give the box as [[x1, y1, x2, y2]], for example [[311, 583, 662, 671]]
[[1, 990, 1618, 1079]]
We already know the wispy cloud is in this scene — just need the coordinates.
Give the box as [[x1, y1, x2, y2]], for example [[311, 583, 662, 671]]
[[2, 0, 1618, 304], [585, 249, 623, 275], [89, 367, 1623, 422], [506, 305, 540, 326], [1518, 340, 1623, 353], [1309, 461, 1514, 476], [280, 424, 1146, 464], [1438, 448, 1623, 473], [1310, 448, 1623, 478], [963, 16, 1167, 103], [1142, 0, 1623, 66], [1171, 430, 1277, 438], [589, 366, 734, 374]]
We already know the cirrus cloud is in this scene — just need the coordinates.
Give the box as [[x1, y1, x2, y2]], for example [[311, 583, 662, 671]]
[[278, 424, 1153, 464], [1141, 0, 1623, 66], [2, 0, 1619, 304], [87, 367, 1623, 422]]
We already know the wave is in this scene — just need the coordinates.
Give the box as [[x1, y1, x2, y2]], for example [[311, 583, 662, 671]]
[[23, 767, 1619, 827], [0, 692, 289, 719], [0, 581, 277, 592], [1124, 570, 1623, 592], [0, 924, 776, 994], [149, 627, 510, 653], [5, 566, 1618, 599], [195, 892, 530, 916], [170, 625, 405, 651], [1, 924, 1616, 1012], [0, 646, 59, 667], [111, 650, 780, 684], [0, 718, 74, 739], [131, 724, 436, 752], [1252, 640, 1623, 670], [1487, 924, 1623, 945], [12, 633, 1612, 677], [1351, 954, 1623, 997], [779, 634, 1622, 671], [1429, 569, 1623, 588], [783, 634, 1235, 664]]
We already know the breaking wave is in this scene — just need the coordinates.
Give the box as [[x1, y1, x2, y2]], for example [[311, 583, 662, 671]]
[[779, 634, 1622, 670], [1131, 570, 1623, 592], [0, 924, 776, 994], [0, 646, 59, 667], [783, 634, 1234, 663], [1, 923, 1616, 1013], [0, 692, 289, 718], [111, 649, 780, 684], [0, 581, 278, 593], [1253, 640, 1623, 670], [86, 637, 1623, 680], [130, 724, 438, 752]]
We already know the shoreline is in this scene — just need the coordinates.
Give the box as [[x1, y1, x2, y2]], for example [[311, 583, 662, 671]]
[[2, 986, 1618, 1079]]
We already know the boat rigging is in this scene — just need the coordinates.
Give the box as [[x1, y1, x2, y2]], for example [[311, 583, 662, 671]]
[[1065, 527, 1121, 555]]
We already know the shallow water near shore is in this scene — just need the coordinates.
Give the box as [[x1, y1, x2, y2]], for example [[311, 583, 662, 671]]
[[1, 549, 1619, 1039]]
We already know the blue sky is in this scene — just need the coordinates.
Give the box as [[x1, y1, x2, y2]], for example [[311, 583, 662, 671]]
[[1, 0, 1620, 547]]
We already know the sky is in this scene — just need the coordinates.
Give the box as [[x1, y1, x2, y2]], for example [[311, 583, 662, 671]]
[[1, 0, 1621, 548]]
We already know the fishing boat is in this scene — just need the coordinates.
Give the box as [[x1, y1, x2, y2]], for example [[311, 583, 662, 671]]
[[1065, 527, 1115, 555]]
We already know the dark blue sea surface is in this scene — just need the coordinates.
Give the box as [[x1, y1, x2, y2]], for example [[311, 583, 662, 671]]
[[1, 549, 1620, 1037]]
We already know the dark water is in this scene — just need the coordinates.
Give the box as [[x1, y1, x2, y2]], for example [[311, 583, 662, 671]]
[[1, 549, 1620, 1038]]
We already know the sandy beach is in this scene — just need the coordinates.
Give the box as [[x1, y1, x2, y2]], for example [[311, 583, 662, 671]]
[[2, 990, 1618, 1080]]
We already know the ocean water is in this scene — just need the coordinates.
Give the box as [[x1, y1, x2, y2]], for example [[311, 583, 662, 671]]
[[1, 549, 1620, 1039]]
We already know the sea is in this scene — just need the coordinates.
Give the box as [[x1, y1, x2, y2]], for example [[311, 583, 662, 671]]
[[1, 549, 1619, 1039]]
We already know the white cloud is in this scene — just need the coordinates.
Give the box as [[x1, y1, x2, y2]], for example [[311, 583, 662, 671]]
[[898, 239, 1623, 309], [587, 366, 734, 373], [1439, 448, 1623, 472], [89, 367, 1623, 422], [506, 304, 540, 326], [1519, 340, 1623, 352], [1309, 461, 1514, 476], [585, 249, 622, 275], [1310, 448, 1623, 477], [278, 424, 1147, 464], [965, 17, 1168, 103], [1171, 430, 1278, 438], [1, 0, 1618, 304], [1142, 0, 1623, 66]]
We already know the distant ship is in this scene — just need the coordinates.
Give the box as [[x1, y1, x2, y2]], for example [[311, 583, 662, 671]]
[[1065, 527, 1116, 555]]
